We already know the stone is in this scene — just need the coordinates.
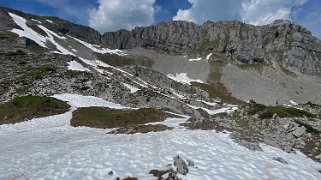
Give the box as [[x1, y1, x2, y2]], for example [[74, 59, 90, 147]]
[[173, 155, 188, 175], [272, 157, 288, 164], [292, 126, 306, 138], [149, 169, 170, 177], [187, 159, 194, 166], [315, 154, 321, 160], [108, 171, 113, 176]]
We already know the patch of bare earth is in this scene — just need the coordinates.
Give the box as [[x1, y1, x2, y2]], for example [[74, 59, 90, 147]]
[[71, 107, 174, 130], [108, 124, 173, 134]]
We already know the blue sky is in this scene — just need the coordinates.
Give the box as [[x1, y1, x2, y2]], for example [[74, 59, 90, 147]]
[[0, 0, 320, 38]]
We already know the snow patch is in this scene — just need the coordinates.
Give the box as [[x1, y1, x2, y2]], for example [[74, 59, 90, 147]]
[[290, 100, 298, 106], [37, 25, 72, 55], [9, 13, 47, 47], [0, 110, 73, 134], [69, 36, 126, 56], [67, 61, 90, 72], [46, 19, 53, 23], [52, 93, 132, 109], [189, 57, 202, 61], [196, 100, 218, 106], [167, 73, 204, 85], [148, 116, 189, 128], [31, 19, 41, 24], [38, 25, 66, 39], [187, 104, 238, 115], [170, 89, 186, 99], [206, 53, 213, 60], [122, 83, 140, 93]]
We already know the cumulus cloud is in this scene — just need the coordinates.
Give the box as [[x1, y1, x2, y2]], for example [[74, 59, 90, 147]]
[[241, 0, 310, 25], [173, 0, 309, 26], [173, 0, 242, 23], [89, 0, 156, 33]]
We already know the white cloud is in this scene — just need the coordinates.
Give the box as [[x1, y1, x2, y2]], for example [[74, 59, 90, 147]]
[[173, 0, 242, 24], [173, 0, 309, 26], [241, 0, 310, 25], [89, 0, 156, 33]]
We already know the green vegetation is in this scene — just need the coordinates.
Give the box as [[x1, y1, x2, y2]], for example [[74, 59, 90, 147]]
[[0, 49, 27, 56], [0, 96, 70, 125], [0, 31, 17, 39], [247, 100, 316, 119], [192, 82, 245, 105], [15, 85, 32, 94], [295, 120, 320, 134], [71, 107, 171, 128], [192, 60, 246, 105]]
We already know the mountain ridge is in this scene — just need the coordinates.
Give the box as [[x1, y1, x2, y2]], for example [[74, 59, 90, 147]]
[[1, 6, 320, 77]]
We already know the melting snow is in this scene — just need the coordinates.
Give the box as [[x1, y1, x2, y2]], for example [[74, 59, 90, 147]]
[[0, 94, 320, 179], [9, 13, 72, 55], [290, 100, 299, 106], [67, 60, 90, 72], [38, 25, 66, 39], [0, 126, 320, 179], [206, 53, 213, 60], [167, 73, 204, 85], [9, 13, 47, 47], [170, 89, 186, 99], [46, 19, 53, 23], [31, 19, 41, 24], [52, 93, 131, 109], [187, 104, 238, 115], [189, 57, 202, 61], [196, 100, 218, 106], [37, 25, 72, 55], [122, 83, 140, 93], [70, 36, 126, 56]]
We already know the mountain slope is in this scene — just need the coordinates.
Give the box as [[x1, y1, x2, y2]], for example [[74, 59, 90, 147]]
[[0, 6, 321, 179]]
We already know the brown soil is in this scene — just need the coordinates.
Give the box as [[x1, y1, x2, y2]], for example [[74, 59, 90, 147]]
[[71, 107, 172, 129], [108, 124, 173, 134]]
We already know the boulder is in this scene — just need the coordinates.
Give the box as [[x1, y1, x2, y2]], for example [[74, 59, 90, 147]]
[[173, 155, 188, 175]]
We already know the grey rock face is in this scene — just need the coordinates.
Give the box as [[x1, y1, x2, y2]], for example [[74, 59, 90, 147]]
[[102, 20, 321, 76], [173, 155, 188, 175], [292, 126, 306, 138], [1, 6, 320, 76]]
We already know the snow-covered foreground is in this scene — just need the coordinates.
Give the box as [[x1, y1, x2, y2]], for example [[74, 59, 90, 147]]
[[0, 94, 321, 179], [1, 126, 321, 179]]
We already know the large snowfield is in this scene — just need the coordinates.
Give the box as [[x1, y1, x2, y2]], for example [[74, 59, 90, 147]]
[[1, 94, 321, 179]]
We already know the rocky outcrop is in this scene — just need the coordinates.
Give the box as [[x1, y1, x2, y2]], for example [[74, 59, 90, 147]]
[[173, 155, 188, 175], [0, 6, 101, 45], [103, 20, 321, 76]]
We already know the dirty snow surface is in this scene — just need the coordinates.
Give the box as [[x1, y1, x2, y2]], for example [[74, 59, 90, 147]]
[[167, 73, 204, 85], [67, 60, 89, 72], [1, 94, 321, 179]]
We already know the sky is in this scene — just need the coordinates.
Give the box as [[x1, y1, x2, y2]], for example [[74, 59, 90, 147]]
[[0, 0, 320, 38]]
